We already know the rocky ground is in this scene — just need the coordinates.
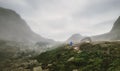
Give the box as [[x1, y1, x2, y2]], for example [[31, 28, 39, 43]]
[[35, 41, 120, 71], [0, 41, 120, 71], [0, 57, 41, 71]]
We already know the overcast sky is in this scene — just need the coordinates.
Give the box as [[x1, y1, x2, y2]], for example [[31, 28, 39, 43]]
[[0, 0, 120, 41]]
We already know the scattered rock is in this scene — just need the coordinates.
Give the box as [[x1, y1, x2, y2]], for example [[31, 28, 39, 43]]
[[73, 47, 79, 51], [47, 64, 52, 67], [72, 69, 78, 71], [67, 57, 74, 62], [77, 50, 82, 53], [33, 66, 42, 71]]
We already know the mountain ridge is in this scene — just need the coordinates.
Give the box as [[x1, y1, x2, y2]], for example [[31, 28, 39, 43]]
[[92, 16, 120, 41], [67, 16, 120, 42], [110, 16, 120, 33], [0, 7, 54, 43]]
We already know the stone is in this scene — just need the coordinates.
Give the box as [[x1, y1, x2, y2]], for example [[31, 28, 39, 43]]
[[73, 69, 78, 71], [33, 66, 42, 71], [67, 57, 74, 62], [47, 64, 52, 67], [73, 47, 79, 50]]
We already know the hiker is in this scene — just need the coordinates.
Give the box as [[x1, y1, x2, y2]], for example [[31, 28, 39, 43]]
[[69, 41, 73, 46]]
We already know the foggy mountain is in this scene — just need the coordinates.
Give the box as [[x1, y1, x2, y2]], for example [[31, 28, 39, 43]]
[[92, 16, 120, 41], [67, 16, 120, 43], [66, 34, 84, 43], [0, 7, 54, 43], [111, 16, 120, 33]]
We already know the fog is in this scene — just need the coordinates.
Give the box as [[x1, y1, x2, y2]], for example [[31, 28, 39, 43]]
[[0, 0, 120, 41]]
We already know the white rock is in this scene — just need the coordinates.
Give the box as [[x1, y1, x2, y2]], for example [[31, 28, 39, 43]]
[[33, 66, 42, 71]]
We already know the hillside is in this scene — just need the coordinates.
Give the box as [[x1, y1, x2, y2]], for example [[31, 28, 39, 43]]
[[0, 7, 54, 43], [0, 7, 57, 70], [35, 41, 120, 71], [92, 16, 120, 41], [0, 40, 18, 61]]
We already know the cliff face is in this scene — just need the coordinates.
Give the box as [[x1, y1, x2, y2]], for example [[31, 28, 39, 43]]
[[109, 16, 120, 40], [110, 16, 120, 33], [0, 7, 52, 43]]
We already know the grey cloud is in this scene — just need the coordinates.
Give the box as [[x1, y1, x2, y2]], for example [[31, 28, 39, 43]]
[[72, 0, 120, 18]]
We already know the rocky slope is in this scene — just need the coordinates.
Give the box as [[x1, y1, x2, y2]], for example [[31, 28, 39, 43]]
[[110, 16, 120, 33], [35, 41, 120, 71]]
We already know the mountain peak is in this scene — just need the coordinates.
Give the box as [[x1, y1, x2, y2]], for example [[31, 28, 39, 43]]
[[71, 34, 82, 37], [66, 33, 83, 43], [111, 16, 120, 32]]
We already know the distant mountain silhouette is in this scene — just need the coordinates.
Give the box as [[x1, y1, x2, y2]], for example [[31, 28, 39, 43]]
[[67, 16, 120, 43], [92, 16, 120, 41], [66, 34, 84, 43], [110, 16, 120, 33], [0, 7, 54, 43]]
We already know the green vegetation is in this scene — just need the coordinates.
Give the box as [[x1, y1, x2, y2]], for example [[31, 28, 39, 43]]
[[35, 42, 120, 71], [0, 40, 18, 61]]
